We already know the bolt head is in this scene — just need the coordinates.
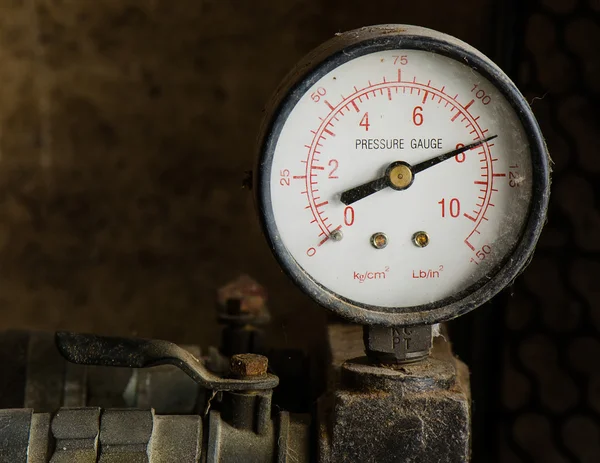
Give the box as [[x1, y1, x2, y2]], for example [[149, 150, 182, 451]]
[[330, 229, 344, 242], [217, 275, 271, 324], [230, 353, 269, 377], [413, 231, 430, 248], [371, 232, 388, 249]]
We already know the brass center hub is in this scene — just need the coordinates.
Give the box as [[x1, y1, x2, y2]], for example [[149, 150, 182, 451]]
[[388, 163, 414, 190]]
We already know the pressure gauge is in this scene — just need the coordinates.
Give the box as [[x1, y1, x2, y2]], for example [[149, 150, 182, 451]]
[[256, 25, 550, 326]]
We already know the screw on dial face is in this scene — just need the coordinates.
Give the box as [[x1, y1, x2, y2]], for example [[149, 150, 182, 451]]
[[257, 26, 550, 326], [413, 231, 430, 248], [371, 232, 388, 249]]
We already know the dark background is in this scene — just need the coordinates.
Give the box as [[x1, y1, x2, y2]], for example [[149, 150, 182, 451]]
[[0, 0, 598, 461]]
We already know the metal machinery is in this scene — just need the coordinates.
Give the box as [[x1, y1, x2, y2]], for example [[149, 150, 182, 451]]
[[0, 25, 549, 462]]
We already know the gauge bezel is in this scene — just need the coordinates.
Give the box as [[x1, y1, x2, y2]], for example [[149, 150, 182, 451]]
[[256, 26, 550, 326]]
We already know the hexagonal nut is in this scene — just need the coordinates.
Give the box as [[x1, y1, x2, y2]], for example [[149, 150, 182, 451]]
[[364, 326, 397, 355], [230, 353, 268, 377], [217, 275, 268, 315], [364, 325, 432, 362]]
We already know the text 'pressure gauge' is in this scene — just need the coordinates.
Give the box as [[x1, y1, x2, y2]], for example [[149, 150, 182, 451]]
[[256, 25, 550, 327]]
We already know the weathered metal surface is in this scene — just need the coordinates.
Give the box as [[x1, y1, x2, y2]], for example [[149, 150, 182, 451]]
[[363, 324, 433, 363], [2, 408, 208, 462], [319, 323, 471, 463], [56, 331, 278, 391], [27, 413, 52, 463], [0, 409, 31, 463], [123, 344, 201, 414], [277, 412, 311, 463], [51, 408, 101, 463], [0, 329, 309, 462], [147, 415, 202, 463], [98, 409, 153, 462], [0, 393, 309, 462], [326, 324, 366, 372], [230, 353, 269, 377], [207, 407, 310, 463], [0, 331, 207, 414], [207, 408, 275, 463], [207, 378, 310, 463]]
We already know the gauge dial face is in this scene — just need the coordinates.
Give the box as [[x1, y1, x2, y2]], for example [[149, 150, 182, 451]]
[[260, 41, 543, 321]]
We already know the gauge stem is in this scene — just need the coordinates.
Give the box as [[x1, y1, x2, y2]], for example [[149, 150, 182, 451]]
[[363, 324, 433, 363]]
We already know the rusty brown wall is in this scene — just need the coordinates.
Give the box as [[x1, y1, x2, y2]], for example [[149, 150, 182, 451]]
[[0, 0, 492, 347], [3, 1, 600, 461]]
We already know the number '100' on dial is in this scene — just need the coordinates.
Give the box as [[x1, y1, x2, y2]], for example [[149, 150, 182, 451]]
[[256, 25, 550, 326]]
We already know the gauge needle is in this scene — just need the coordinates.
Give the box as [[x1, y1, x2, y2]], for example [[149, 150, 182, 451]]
[[339, 135, 498, 205]]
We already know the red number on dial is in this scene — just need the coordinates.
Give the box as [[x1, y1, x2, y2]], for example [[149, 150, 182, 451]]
[[455, 143, 466, 163], [359, 112, 370, 131], [438, 198, 460, 218], [328, 159, 339, 179], [344, 206, 355, 226], [412, 106, 423, 126]]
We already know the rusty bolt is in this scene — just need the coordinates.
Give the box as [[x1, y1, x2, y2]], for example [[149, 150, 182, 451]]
[[230, 353, 268, 377], [218, 275, 268, 315]]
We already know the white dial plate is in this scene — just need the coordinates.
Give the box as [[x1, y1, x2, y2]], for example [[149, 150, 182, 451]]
[[269, 50, 532, 308]]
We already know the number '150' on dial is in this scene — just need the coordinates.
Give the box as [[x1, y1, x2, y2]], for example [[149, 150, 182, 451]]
[[255, 25, 550, 326]]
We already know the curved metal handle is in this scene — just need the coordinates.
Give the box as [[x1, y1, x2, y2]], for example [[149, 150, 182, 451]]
[[55, 331, 278, 391]]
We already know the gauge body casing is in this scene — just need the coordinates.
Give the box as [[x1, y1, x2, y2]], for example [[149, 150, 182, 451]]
[[255, 25, 550, 327]]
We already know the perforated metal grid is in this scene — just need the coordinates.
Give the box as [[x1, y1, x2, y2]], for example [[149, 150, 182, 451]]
[[498, 0, 600, 461]]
